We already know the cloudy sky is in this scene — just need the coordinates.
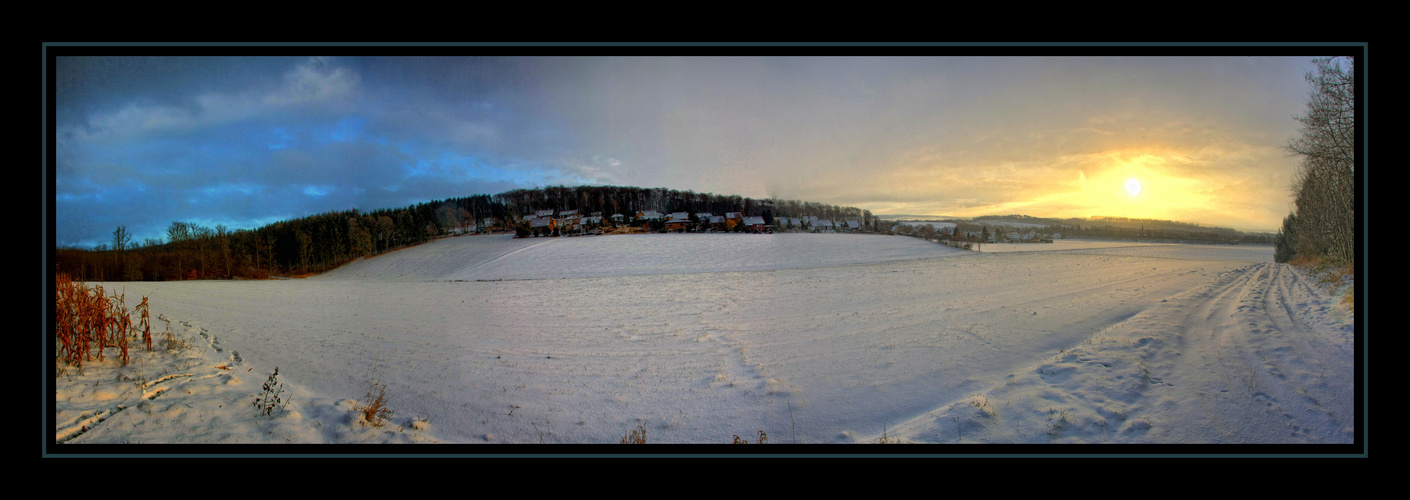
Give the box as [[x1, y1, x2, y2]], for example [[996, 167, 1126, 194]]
[[52, 53, 1325, 247]]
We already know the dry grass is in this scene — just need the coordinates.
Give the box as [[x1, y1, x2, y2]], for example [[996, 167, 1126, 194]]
[[157, 314, 193, 351], [876, 421, 901, 444], [732, 430, 767, 444], [971, 396, 999, 417], [1287, 254, 1320, 268], [1290, 255, 1354, 284], [620, 425, 647, 444], [355, 365, 394, 427], [1289, 255, 1355, 309]]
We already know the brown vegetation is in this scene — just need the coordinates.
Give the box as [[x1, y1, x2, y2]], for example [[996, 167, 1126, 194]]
[[55, 272, 148, 369], [732, 430, 767, 444], [620, 425, 647, 444], [1289, 254, 1355, 309], [355, 366, 394, 426]]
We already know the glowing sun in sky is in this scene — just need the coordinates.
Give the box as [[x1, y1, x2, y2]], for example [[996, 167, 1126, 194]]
[[1126, 178, 1142, 196]]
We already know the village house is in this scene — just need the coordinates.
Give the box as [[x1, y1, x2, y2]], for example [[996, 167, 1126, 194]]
[[635, 210, 664, 231], [555, 211, 582, 234], [695, 213, 713, 231], [580, 215, 603, 234], [529, 216, 555, 236], [707, 215, 725, 231], [742, 216, 767, 233], [665, 212, 691, 232]]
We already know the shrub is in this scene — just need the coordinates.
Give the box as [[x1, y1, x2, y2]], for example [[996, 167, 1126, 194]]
[[253, 367, 288, 416]]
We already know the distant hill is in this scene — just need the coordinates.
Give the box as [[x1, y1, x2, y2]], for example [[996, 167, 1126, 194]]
[[876, 213, 1273, 245]]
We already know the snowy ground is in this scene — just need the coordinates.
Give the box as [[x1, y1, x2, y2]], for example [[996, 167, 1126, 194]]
[[977, 239, 1276, 262], [51, 234, 1357, 450]]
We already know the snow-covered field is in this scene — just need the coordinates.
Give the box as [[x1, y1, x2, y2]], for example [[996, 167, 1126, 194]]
[[317, 232, 970, 281], [978, 239, 1276, 262], [52, 234, 1357, 448]]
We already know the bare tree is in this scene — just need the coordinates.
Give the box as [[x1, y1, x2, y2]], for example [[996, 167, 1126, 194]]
[[112, 225, 130, 273], [167, 222, 190, 279], [1285, 56, 1356, 265], [348, 217, 373, 257], [296, 229, 312, 274], [459, 207, 473, 234], [216, 225, 232, 278], [377, 216, 394, 253], [193, 225, 213, 279]]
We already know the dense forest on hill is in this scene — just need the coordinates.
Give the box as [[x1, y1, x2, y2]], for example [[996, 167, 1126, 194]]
[[54, 185, 876, 281]]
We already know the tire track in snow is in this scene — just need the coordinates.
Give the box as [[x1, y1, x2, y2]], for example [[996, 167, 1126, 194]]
[[1175, 262, 1353, 442], [447, 237, 560, 281], [55, 369, 228, 444], [882, 261, 1352, 443], [56, 315, 247, 444]]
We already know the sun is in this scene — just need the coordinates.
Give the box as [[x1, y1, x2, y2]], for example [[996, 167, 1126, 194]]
[[1125, 178, 1142, 196]]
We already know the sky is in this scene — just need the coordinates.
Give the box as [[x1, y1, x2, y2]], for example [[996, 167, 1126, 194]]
[[51, 51, 1331, 248]]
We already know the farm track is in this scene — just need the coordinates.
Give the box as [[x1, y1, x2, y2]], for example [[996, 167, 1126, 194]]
[[882, 261, 1355, 443], [54, 321, 239, 444], [1159, 262, 1354, 442]]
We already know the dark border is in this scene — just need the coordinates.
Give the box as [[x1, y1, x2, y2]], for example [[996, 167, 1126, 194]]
[[44, 42, 1367, 460]]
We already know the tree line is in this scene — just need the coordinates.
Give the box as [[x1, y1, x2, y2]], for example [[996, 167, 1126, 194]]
[[493, 185, 877, 228], [1275, 56, 1356, 265], [54, 186, 877, 281], [882, 217, 1273, 245]]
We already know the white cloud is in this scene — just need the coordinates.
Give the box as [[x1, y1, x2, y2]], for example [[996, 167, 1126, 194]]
[[263, 57, 360, 108], [61, 57, 360, 145]]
